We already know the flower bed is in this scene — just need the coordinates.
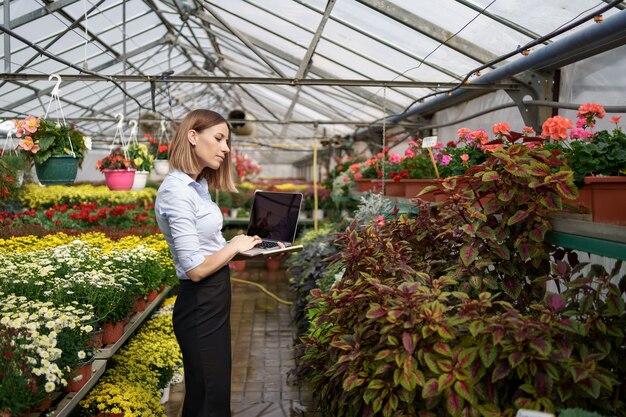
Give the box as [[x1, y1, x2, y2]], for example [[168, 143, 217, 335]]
[[80, 296, 183, 417], [17, 183, 156, 209]]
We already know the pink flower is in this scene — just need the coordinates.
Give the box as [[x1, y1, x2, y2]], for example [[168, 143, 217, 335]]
[[522, 126, 535, 136], [457, 127, 471, 138], [576, 118, 587, 129], [407, 140, 419, 148], [609, 115, 621, 124], [492, 122, 511, 136], [22, 115, 41, 134], [375, 215, 385, 227], [349, 163, 360, 173], [404, 148, 415, 158], [541, 115, 573, 140], [354, 172, 362, 180], [376, 152, 384, 159], [569, 127, 592, 140], [388, 153, 403, 164], [460, 154, 469, 163], [440, 155, 452, 166], [18, 136, 40, 153], [343, 176, 350, 183]]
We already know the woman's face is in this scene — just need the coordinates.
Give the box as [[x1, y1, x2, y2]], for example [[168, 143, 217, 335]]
[[189, 122, 230, 171]]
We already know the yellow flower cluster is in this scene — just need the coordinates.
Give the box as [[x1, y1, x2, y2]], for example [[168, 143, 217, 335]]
[[80, 297, 181, 417], [272, 182, 310, 191], [18, 183, 156, 209]]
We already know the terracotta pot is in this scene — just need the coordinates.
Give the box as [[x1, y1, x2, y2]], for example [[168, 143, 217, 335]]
[[133, 297, 146, 312], [102, 320, 125, 345], [401, 179, 439, 201], [65, 361, 92, 392], [146, 290, 159, 302], [230, 260, 247, 272], [87, 328, 104, 350], [355, 178, 375, 192], [160, 284, 167, 293], [34, 393, 52, 411], [584, 176, 626, 225], [381, 180, 404, 197], [265, 257, 282, 272]]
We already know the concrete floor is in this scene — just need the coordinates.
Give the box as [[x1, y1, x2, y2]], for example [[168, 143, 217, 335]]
[[164, 259, 321, 417]]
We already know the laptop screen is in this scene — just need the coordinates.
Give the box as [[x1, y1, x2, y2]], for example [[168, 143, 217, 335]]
[[246, 191, 303, 243]]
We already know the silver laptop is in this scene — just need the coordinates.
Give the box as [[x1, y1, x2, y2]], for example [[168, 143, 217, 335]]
[[236, 190, 304, 258]]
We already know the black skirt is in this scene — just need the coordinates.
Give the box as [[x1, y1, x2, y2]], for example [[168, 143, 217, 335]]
[[173, 266, 231, 417]]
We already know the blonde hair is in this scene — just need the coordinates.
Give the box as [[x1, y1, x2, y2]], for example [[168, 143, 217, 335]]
[[169, 109, 237, 192]]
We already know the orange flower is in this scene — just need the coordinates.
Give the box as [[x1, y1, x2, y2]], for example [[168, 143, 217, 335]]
[[492, 122, 511, 136], [576, 103, 606, 120], [541, 115, 573, 140], [609, 115, 621, 124], [471, 130, 489, 144]]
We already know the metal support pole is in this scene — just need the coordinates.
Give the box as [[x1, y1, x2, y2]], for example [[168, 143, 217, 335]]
[[4, 0, 10, 73]]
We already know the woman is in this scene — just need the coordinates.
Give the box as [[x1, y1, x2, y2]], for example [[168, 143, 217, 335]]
[[155, 109, 261, 417]]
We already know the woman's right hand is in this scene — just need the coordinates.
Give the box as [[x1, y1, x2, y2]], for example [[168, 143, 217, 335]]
[[229, 234, 262, 253]]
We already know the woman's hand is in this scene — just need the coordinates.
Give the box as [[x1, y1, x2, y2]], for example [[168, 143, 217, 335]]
[[229, 234, 262, 253]]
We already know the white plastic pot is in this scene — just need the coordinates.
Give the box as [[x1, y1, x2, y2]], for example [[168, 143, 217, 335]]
[[131, 170, 149, 190], [153, 159, 170, 176]]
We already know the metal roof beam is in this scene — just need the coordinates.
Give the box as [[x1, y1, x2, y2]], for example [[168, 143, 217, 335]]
[[199, 2, 286, 78], [280, 0, 336, 137], [355, 0, 497, 64], [195, 10, 408, 111], [8, 0, 79, 29], [293, 0, 463, 81], [0, 73, 519, 89], [453, 0, 547, 42]]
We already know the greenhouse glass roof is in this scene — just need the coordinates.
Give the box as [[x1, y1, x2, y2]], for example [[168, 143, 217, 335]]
[[0, 0, 624, 152]]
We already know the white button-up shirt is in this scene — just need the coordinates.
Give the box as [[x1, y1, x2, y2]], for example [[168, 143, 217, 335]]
[[155, 170, 226, 280]]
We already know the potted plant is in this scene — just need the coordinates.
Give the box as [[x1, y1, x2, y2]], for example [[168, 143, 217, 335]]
[[97, 147, 135, 191], [397, 139, 438, 199], [13, 115, 91, 185], [542, 104, 626, 224], [126, 143, 154, 191], [147, 133, 170, 175]]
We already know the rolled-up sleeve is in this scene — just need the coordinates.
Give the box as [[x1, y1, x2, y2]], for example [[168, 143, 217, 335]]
[[157, 187, 206, 274]]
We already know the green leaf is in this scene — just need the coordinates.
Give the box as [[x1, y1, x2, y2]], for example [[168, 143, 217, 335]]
[[343, 374, 365, 391], [477, 404, 501, 417], [460, 243, 478, 266], [469, 321, 484, 337], [492, 361, 510, 382], [497, 188, 515, 203], [367, 379, 385, 390], [366, 304, 387, 319], [492, 246, 510, 260], [438, 373, 455, 392], [424, 352, 440, 373], [454, 380, 474, 404], [422, 378, 439, 399], [578, 377, 601, 399], [433, 342, 452, 357], [375, 349, 393, 361], [571, 367, 590, 383], [479, 340, 497, 367], [529, 338, 551, 356], [38, 133, 56, 152], [501, 276, 522, 299], [507, 209, 529, 225], [402, 332, 416, 355], [481, 171, 500, 182], [470, 275, 482, 289], [475, 226, 496, 240], [445, 390, 464, 417]]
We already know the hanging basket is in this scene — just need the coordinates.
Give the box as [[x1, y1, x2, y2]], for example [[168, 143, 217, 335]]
[[153, 159, 170, 175], [103, 169, 136, 191], [131, 170, 149, 190], [35, 155, 79, 185]]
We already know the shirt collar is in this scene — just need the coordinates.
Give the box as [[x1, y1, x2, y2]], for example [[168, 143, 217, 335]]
[[170, 170, 211, 199]]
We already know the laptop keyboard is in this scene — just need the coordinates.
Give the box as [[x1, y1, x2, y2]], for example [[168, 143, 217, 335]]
[[255, 240, 279, 249]]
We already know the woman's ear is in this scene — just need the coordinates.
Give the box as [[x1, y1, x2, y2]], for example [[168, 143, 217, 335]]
[[187, 129, 197, 146]]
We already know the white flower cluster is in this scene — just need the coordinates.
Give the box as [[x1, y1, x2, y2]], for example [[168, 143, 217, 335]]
[[0, 293, 95, 392], [331, 172, 353, 198]]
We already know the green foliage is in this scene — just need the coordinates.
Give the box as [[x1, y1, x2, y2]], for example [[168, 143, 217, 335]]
[[297, 144, 624, 416], [559, 408, 613, 417], [567, 128, 626, 185], [352, 192, 394, 225]]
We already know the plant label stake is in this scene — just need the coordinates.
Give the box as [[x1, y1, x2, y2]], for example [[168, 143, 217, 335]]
[[422, 135, 440, 178]]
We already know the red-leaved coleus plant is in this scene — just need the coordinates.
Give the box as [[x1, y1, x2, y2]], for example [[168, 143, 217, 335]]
[[298, 144, 624, 416]]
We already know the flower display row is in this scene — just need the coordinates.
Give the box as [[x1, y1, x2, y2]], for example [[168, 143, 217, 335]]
[[17, 183, 156, 209], [80, 296, 183, 417], [0, 231, 176, 415], [232, 150, 262, 181], [336, 103, 623, 187]]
